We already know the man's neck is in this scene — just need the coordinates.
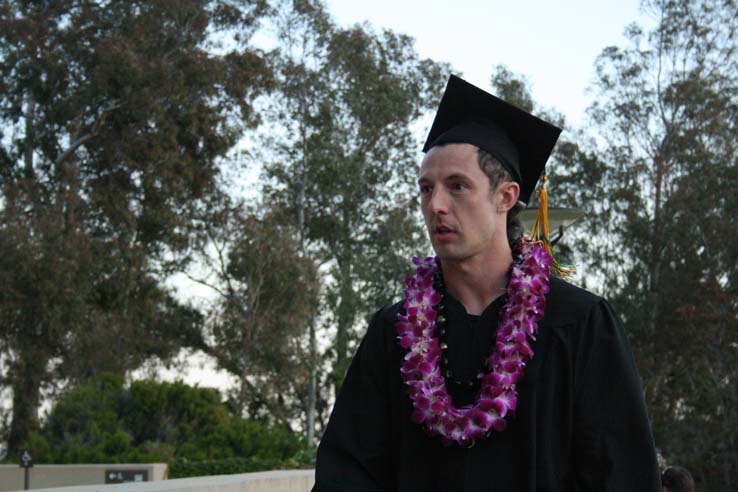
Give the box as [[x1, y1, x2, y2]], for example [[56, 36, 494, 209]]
[[441, 242, 513, 316]]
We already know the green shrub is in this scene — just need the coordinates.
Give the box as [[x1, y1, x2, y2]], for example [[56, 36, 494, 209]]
[[45, 373, 125, 447], [199, 418, 303, 461], [20, 373, 311, 476], [121, 379, 229, 450]]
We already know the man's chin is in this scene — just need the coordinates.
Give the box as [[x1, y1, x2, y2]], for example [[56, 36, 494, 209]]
[[431, 246, 466, 262]]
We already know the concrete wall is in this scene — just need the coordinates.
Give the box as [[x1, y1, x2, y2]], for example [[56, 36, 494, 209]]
[[2, 469, 314, 492], [0, 464, 167, 492]]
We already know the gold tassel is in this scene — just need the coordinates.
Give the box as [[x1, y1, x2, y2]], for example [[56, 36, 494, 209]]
[[530, 175, 550, 244], [529, 175, 576, 279]]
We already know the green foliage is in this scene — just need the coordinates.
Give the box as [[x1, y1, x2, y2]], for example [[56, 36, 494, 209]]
[[12, 375, 307, 473], [0, 0, 271, 454], [168, 448, 316, 478], [489, 65, 535, 113], [262, 0, 448, 407], [579, 0, 738, 489], [196, 418, 303, 461], [121, 379, 229, 452], [46, 373, 125, 445], [189, 199, 320, 423], [488, 5, 738, 487], [167, 444, 316, 478]]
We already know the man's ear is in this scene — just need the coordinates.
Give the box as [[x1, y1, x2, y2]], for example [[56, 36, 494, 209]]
[[496, 181, 520, 212]]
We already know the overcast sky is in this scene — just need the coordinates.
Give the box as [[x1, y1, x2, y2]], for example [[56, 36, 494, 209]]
[[326, 0, 652, 127]]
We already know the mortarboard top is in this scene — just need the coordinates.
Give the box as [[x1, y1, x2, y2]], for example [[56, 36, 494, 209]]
[[422, 74, 562, 204]]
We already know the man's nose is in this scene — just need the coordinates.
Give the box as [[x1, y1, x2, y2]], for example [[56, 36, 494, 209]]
[[429, 188, 449, 214]]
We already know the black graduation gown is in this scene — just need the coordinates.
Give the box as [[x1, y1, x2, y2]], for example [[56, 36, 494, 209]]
[[313, 277, 662, 492]]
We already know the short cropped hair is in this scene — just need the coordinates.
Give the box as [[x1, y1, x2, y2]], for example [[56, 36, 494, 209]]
[[477, 149, 525, 242]]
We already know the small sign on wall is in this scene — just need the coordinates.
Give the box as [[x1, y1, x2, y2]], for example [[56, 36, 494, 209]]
[[105, 469, 149, 483], [19, 450, 33, 468]]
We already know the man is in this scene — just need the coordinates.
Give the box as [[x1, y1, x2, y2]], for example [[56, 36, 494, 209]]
[[313, 75, 661, 491], [662, 466, 696, 492]]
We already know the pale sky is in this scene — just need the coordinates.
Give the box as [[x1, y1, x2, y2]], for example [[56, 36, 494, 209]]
[[326, 0, 650, 127]]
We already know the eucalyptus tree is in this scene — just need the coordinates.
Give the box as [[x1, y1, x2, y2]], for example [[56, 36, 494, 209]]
[[0, 0, 270, 455], [584, 0, 738, 488], [261, 0, 447, 441], [186, 197, 319, 423], [490, 6, 738, 483]]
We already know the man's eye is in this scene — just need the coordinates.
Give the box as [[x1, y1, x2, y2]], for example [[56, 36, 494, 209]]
[[452, 183, 467, 191], [420, 185, 433, 194]]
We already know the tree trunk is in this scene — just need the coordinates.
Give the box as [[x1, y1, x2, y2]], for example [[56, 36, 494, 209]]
[[7, 349, 45, 456], [23, 97, 35, 178], [6, 97, 45, 456], [306, 318, 317, 444], [333, 230, 353, 399], [647, 154, 666, 339], [237, 367, 249, 418]]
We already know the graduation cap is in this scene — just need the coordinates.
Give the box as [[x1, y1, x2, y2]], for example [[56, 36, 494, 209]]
[[422, 74, 562, 204]]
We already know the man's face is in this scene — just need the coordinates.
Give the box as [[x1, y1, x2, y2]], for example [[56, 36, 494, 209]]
[[418, 143, 506, 262]]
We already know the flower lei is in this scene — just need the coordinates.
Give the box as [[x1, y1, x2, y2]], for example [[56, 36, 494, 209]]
[[395, 239, 552, 446]]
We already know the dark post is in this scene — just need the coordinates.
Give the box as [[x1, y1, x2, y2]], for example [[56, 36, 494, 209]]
[[19, 449, 33, 490]]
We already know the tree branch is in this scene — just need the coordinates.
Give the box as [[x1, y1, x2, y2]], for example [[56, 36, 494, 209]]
[[54, 133, 96, 168], [182, 271, 228, 298]]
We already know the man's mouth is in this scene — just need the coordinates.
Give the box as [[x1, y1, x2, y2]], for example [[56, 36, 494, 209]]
[[434, 225, 457, 236]]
